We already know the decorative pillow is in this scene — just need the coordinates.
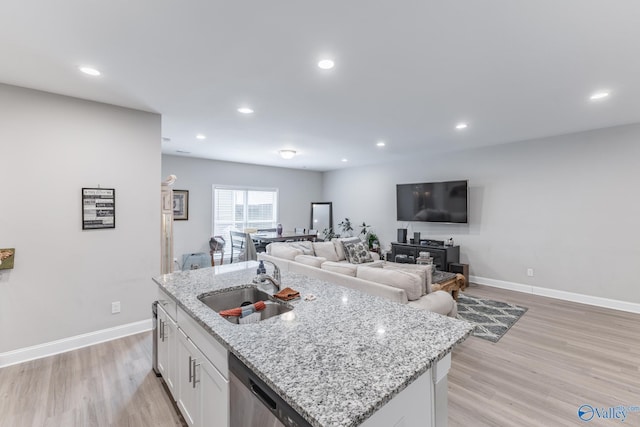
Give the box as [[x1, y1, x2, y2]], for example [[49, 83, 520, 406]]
[[332, 237, 360, 261], [294, 255, 327, 268], [269, 245, 303, 260], [343, 241, 374, 264], [312, 241, 339, 262], [320, 261, 358, 276], [357, 267, 422, 301]]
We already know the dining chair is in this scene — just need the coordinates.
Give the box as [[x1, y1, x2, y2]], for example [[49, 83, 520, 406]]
[[294, 227, 306, 234], [308, 229, 318, 242], [229, 231, 247, 263], [230, 230, 258, 262], [209, 235, 225, 266]]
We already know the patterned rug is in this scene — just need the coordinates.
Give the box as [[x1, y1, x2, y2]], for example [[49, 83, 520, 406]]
[[456, 293, 528, 342]]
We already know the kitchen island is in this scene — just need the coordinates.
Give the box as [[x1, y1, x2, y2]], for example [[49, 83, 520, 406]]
[[153, 262, 473, 427]]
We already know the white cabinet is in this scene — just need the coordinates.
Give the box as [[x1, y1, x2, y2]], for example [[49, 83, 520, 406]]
[[157, 304, 177, 397], [177, 328, 229, 427]]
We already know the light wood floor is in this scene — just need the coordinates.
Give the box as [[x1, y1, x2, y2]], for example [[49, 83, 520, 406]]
[[1, 285, 639, 427], [449, 283, 640, 427], [0, 332, 185, 427]]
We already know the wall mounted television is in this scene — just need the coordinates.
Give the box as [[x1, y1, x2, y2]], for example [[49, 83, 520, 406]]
[[396, 180, 468, 223]]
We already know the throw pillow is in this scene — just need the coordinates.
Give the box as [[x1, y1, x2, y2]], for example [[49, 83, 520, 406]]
[[343, 241, 374, 264], [332, 237, 360, 261], [312, 241, 339, 262]]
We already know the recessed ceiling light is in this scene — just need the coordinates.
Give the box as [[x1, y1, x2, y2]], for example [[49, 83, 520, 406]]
[[455, 123, 468, 130], [279, 150, 297, 159], [237, 107, 254, 114], [196, 134, 206, 140], [590, 91, 610, 101], [318, 59, 335, 70], [376, 141, 386, 147], [79, 66, 101, 76], [341, 158, 348, 162]]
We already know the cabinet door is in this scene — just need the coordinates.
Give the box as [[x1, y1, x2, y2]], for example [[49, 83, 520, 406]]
[[195, 346, 229, 427], [164, 313, 178, 397], [177, 329, 199, 427], [157, 306, 169, 378]]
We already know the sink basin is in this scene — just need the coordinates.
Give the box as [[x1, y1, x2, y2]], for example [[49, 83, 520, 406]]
[[198, 286, 293, 324]]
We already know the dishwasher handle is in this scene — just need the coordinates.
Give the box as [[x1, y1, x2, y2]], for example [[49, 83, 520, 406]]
[[250, 379, 277, 411]]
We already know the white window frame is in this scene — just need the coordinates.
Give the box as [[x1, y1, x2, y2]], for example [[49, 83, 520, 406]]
[[212, 185, 279, 238]]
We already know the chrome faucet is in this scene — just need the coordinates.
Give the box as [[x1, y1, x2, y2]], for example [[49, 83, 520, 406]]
[[258, 260, 281, 292]]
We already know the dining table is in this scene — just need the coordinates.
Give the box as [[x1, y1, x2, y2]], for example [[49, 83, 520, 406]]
[[251, 231, 318, 243]]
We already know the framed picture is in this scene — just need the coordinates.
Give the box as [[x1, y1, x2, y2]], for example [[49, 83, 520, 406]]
[[82, 188, 115, 230], [173, 190, 189, 220], [0, 248, 15, 270]]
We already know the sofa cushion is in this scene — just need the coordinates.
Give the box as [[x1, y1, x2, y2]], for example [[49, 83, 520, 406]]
[[332, 237, 361, 261], [312, 241, 339, 262], [270, 244, 303, 260], [343, 241, 374, 264], [321, 261, 358, 277], [286, 241, 314, 255], [294, 254, 327, 268], [383, 263, 431, 295], [357, 267, 422, 301]]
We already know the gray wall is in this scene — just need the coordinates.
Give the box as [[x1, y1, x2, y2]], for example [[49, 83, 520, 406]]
[[0, 84, 161, 353], [323, 123, 640, 303], [162, 155, 324, 264]]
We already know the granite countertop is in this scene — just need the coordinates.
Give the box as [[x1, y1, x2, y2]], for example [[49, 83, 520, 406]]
[[153, 262, 474, 427]]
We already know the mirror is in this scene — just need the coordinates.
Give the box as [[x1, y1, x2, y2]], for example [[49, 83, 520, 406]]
[[310, 202, 333, 236]]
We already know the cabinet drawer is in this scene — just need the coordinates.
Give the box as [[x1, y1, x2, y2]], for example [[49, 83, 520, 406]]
[[178, 307, 228, 379], [158, 288, 178, 321]]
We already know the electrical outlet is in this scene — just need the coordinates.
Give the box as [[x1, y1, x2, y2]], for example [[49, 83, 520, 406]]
[[527, 268, 534, 277], [111, 301, 121, 314]]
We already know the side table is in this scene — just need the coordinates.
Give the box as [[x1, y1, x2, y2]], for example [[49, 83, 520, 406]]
[[431, 270, 467, 300]]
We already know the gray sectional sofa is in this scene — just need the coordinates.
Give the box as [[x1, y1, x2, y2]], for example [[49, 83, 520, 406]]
[[257, 238, 457, 317]]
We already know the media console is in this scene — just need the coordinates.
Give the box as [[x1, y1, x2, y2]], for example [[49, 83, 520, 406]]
[[389, 242, 460, 271]]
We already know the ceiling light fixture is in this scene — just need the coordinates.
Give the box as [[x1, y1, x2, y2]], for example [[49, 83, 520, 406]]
[[196, 134, 206, 140], [79, 66, 101, 76], [279, 150, 297, 159], [237, 107, 254, 114], [456, 123, 468, 130], [376, 141, 386, 147], [318, 59, 335, 70], [341, 158, 348, 162], [590, 91, 610, 100]]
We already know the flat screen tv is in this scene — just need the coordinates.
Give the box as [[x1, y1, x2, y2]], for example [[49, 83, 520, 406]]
[[396, 180, 468, 223]]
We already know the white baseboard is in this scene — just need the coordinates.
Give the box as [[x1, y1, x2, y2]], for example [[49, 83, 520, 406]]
[[470, 275, 640, 314], [0, 319, 152, 368]]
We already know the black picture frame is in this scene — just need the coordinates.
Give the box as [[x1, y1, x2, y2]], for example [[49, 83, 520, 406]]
[[82, 188, 116, 230], [173, 190, 189, 220]]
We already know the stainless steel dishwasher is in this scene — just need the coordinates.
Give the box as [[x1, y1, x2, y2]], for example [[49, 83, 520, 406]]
[[229, 353, 312, 427]]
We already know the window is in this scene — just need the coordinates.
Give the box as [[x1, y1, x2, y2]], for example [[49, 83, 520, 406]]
[[213, 186, 278, 238]]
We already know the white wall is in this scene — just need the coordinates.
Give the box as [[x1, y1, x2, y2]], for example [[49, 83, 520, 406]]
[[0, 84, 160, 354], [161, 155, 324, 264], [323, 123, 640, 303]]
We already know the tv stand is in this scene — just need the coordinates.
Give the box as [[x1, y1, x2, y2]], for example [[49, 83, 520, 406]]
[[390, 242, 460, 271]]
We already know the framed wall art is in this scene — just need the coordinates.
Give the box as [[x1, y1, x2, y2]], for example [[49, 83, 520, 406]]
[[82, 188, 115, 230], [173, 190, 189, 220]]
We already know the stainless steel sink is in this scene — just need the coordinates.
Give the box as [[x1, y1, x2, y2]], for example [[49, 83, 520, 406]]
[[198, 286, 293, 324]]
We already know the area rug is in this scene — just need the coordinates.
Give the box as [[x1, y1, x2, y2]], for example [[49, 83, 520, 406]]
[[456, 294, 528, 342]]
